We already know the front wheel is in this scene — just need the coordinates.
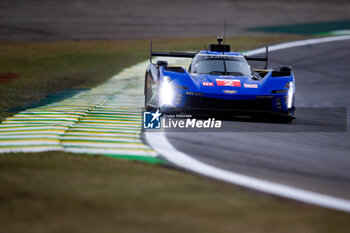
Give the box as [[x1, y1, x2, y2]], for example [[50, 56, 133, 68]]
[[144, 74, 157, 111], [144, 95, 157, 111]]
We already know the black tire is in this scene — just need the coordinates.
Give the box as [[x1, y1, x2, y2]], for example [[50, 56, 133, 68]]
[[145, 104, 156, 112], [144, 74, 156, 111]]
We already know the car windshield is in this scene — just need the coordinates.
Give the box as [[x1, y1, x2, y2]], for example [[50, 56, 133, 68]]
[[191, 55, 251, 76]]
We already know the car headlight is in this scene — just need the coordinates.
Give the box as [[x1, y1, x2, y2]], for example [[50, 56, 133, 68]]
[[163, 76, 172, 83], [159, 76, 174, 106], [286, 81, 294, 109]]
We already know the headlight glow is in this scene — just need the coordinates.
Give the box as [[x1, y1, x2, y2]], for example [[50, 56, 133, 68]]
[[163, 76, 172, 83], [286, 81, 294, 109], [159, 76, 174, 106]]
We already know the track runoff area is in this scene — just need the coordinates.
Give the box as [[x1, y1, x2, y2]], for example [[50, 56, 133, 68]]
[[1, 35, 350, 212], [0, 63, 158, 163]]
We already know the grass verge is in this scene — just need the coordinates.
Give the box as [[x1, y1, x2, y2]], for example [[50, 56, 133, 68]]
[[0, 152, 349, 233]]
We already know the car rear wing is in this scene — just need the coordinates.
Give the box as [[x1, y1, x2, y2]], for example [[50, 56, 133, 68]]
[[150, 41, 269, 69], [149, 41, 196, 63], [244, 46, 269, 69]]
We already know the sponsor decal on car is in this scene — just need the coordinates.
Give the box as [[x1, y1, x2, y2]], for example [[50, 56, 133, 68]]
[[202, 82, 214, 86], [219, 75, 234, 78], [244, 83, 258, 88], [216, 79, 241, 87], [200, 55, 243, 59], [223, 90, 237, 94]]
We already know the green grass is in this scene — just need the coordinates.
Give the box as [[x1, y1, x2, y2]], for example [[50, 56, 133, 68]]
[[0, 152, 349, 233], [0, 40, 148, 119], [248, 20, 350, 35]]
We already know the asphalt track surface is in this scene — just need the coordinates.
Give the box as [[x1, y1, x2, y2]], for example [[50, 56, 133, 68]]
[[164, 39, 350, 200], [1, 0, 350, 41]]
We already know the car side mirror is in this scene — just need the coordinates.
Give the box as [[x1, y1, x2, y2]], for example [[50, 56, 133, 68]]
[[280, 65, 291, 72], [157, 60, 168, 67], [280, 66, 292, 75]]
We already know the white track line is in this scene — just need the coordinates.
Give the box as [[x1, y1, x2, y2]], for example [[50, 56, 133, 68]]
[[145, 35, 350, 213], [245, 35, 350, 56], [146, 132, 350, 212]]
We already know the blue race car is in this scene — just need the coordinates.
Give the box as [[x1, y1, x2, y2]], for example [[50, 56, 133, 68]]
[[145, 37, 295, 122]]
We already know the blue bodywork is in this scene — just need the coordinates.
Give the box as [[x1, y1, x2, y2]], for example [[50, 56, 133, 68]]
[[145, 49, 295, 119]]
